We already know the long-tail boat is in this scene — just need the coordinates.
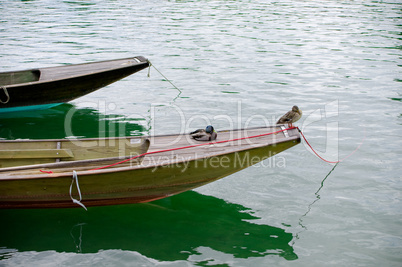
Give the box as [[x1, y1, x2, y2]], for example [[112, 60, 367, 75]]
[[0, 56, 149, 112], [0, 126, 300, 209]]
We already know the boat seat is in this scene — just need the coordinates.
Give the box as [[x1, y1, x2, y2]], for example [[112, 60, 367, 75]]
[[0, 149, 74, 159]]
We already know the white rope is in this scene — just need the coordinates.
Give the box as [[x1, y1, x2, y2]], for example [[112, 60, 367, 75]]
[[0, 86, 10, 104], [70, 170, 87, 211], [148, 61, 182, 94]]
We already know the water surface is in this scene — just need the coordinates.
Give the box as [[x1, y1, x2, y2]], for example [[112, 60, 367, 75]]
[[0, 0, 401, 266]]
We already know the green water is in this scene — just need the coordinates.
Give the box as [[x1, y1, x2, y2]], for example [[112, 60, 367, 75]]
[[1, 0, 401, 266], [0, 104, 146, 139], [0, 192, 296, 263]]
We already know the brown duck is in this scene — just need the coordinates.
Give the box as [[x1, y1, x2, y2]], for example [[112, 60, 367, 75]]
[[276, 106, 302, 127]]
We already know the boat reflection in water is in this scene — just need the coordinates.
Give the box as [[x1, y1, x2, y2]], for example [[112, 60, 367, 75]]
[[0, 191, 297, 262], [0, 103, 147, 140]]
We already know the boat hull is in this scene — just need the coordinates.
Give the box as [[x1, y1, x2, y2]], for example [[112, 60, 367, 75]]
[[0, 57, 149, 109], [0, 103, 62, 113], [0, 138, 299, 209]]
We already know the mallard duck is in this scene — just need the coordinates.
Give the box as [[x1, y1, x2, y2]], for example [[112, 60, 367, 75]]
[[276, 106, 302, 127], [190, 125, 217, 141]]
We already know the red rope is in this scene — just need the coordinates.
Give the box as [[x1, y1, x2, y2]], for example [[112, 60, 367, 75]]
[[40, 170, 53, 174], [89, 126, 297, 171], [39, 126, 355, 174], [296, 127, 340, 164], [297, 126, 365, 164]]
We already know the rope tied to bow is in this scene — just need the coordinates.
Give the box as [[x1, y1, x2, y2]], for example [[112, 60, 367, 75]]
[[0, 86, 10, 104], [70, 170, 87, 211]]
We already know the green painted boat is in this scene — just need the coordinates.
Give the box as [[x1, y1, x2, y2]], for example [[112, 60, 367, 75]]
[[0, 126, 300, 209], [0, 56, 149, 111]]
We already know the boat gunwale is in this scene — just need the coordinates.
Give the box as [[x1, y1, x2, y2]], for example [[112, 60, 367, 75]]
[[0, 126, 300, 180], [0, 125, 290, 143], [0, 56, 149, 88], [0, 135, 148, 143]]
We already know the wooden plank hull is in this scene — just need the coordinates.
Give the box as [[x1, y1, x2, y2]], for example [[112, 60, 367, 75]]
[[0, 56, 149, 109], [0, 126, 300, 209]]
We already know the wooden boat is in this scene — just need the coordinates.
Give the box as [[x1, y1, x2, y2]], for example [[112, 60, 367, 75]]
[[0, 126, 300, 209], [0, 56, 149, 111]]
